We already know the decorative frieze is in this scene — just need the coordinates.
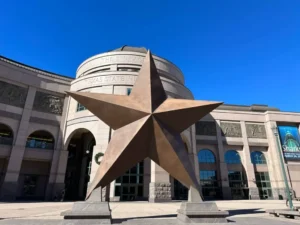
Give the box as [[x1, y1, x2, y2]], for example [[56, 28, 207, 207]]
[[0, 80, 28, 108], [77, 54, 183, 84], [195, 121, 216, 136], [246, 123, 267, 139], [220, 122, 242, 137], [33, 91, 64, 115]]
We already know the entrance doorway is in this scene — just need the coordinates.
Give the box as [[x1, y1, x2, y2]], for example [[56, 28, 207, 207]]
[[228, 171, 249, 200], [174, 179, 188, 200], [255, 172, 273, 199], [114, 161, 144, 201], [64, 129, 95, 201]]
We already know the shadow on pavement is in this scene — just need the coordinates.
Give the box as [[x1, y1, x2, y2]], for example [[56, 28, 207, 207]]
[[112, 214, 177, 223], [227, 208, 265, 216]]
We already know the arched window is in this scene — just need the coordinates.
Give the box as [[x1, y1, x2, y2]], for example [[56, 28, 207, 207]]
[[0, 123, 13, 145], [26, 130, 55, 150], [198, 149, 216, 163], [225, 150, 241, 164], [251, 151, 266, 165]]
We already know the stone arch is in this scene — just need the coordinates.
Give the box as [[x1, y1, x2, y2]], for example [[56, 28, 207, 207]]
[[64, 127, 97, 151], [0, 123, 14, 145], [224, 150, 241, 164], [251, 151, 267, 165], [63, 127, 96, 201], [198, 149, 216, 163], [26, 130, 55, 150]]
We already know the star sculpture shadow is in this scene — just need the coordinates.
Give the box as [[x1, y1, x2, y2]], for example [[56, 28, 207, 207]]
[[67, 51, 222, 200]]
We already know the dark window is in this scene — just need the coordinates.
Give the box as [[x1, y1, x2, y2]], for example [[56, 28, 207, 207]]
[[22, 175, 38, 196], [198, 149, 216, 163], [251, 151, 267, 165], [76, 103, 86, 112], [127, 88, 132, 96], [0, 123, 13, 145], [199, 170, 222, 200], [118, 67, 140, 72], [225, 150, 241, 164], [228, 171, 248, 199], [255, 172, 272, 199], [114, 161, 144, 200], [26, 130, 54, 150]]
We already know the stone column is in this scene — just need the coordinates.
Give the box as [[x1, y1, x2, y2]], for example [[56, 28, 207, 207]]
[[143, 158, 151, 200], [240, 121, 260, 199], [45, 149, 61, 200], [187, 125, 203, 201], [265, 121, 287, 199], [87, 143, 109, 201], [215, 120, 232, 200], [51, 150, 69, 199], [45, 96, 69, 200], [0, 86, 36, 200], [149, 161, 172, 202], [109, 180, 116, 201]]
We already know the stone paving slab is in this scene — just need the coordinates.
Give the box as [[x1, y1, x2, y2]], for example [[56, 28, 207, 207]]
[[0, 217, 300, 225], [0, 201, 300, 224]]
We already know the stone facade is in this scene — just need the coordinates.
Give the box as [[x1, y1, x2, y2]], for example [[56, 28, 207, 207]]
[[149, 182, 172, 202], [0, 47, 300, 202]]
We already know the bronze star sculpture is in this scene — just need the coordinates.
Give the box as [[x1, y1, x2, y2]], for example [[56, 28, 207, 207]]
[[67, 51, 222, 200]]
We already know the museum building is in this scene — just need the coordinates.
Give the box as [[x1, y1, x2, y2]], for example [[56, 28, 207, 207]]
[[0, 46, 300, 202]]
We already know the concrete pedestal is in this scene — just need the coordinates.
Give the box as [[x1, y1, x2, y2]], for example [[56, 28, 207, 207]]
[[62, 187, 112, 224], [177, 202, 228, 224], [62, 201, 111, 224]]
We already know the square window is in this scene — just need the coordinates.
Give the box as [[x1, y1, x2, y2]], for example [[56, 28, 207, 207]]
[[139, 166, 144, 174], [139, 176, 144, 184], [116, 177, 121, 183], [129, 186, 135, 194], [130, 176, 137, 184], [115, 186, 121, 196], [123, 176, 129, 183], [130, 166, 137, 174], [122, 186, 129, 194], [138, 186, 143, 197]]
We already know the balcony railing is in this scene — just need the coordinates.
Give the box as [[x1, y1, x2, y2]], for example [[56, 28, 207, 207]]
[[0, 137, 13, 145], [26, 140, 54, 150]]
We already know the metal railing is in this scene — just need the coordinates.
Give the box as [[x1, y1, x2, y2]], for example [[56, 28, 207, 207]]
[[0, 137, 13, 145], [25, 140, 54, 150]]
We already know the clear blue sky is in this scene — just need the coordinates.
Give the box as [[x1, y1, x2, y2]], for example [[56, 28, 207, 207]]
[[1, 1, 299, 112]]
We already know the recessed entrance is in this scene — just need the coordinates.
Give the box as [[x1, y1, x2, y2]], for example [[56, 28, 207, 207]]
[[64, 129, 95, 201]]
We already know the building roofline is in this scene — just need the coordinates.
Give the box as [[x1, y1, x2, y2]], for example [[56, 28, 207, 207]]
[[0, 55, 74, 82], [217, 103, 280, 112]]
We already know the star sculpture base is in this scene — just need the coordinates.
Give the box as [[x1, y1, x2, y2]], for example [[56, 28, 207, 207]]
[[177, 202, 229, 224], [62, 187, 112, 224]]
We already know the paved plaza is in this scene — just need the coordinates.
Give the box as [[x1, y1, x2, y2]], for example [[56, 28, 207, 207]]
[[0, 200, 299, 224]]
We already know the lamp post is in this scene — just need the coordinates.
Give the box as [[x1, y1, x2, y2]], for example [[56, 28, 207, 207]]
[[271, 126, 293, 210]]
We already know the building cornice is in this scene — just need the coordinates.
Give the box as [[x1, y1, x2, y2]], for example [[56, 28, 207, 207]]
[[0, 56, 74, 82]]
